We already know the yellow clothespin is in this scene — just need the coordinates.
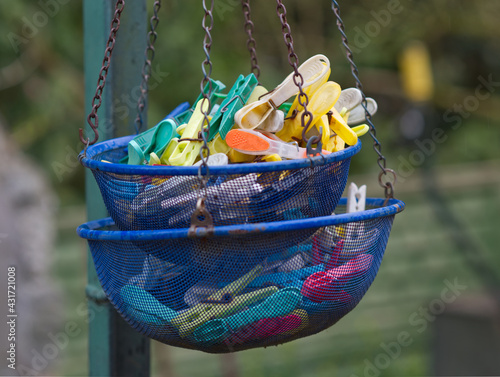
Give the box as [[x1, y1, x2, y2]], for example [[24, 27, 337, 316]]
[[276, 81, 341, 143], [159, 137, 180, 165], [168, 100, 209, 166], [328, 106, 358, 146], [171, 265, 278, 337], [208, 133, 231, 155], [262, 154, 282, 162]]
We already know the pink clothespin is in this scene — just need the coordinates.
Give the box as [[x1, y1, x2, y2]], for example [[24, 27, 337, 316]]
[[301, 254, 373, 303]]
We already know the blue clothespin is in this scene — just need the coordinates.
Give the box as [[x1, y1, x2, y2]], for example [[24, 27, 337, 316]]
[[173, 79, 226, 125], [208, 73, 259, 141], [120, 285, 178, 326], [247, 264, 324, 290], [166, 101, 190, 119]]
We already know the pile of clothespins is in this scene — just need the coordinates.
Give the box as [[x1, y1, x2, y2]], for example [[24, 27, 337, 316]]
[[120, 54, 377, 167]]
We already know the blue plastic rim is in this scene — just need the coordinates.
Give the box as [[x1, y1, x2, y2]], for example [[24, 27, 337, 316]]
[[78, 198, 404, 353], [78, 198, 404, 240], [80, 135, 361, 176], [79, 135, 361, 231]]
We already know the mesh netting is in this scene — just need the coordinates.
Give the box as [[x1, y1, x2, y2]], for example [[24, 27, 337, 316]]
[[80, 136, 360, 231], [78, 199, 404, 353]]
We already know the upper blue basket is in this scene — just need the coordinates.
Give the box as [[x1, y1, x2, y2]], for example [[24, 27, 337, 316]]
[[80, 135, 361, 231]]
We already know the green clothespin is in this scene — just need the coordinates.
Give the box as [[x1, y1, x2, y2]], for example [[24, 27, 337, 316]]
[[192, 287, 301, 344], [170, 264, 272, 337], [209, 73, 259, 141], [279, 102, 294, 114], [121, 285, 178, 325], [127, 119, 177, 165], [174, 79, 226, 125]]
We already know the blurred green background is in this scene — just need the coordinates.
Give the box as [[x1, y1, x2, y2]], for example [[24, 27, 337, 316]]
[[0, 0, 499, 376]]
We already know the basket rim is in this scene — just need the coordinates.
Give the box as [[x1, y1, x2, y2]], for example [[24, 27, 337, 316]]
[[79, 135, 361, 175], [77, 198, 405, 241]]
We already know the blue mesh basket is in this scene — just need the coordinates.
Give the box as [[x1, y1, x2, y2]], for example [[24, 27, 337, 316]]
[[77, 198, 404, 353], [79, 135, 361, 231]]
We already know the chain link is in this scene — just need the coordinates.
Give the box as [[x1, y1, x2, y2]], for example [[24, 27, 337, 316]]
[[331, 0, 396, 199], [134, 0, 161, 134], [275, 0, 318, 147], [79, 0, 125, 150], [241, 0, 260, 79], [198, 0, 214, 191]]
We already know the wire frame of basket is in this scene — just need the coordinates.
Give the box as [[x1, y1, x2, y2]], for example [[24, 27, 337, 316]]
[[80, 135, 361, 231], [77, 198, 404, 353]]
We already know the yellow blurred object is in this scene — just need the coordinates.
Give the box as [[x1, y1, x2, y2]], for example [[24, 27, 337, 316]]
[[149, 152, 161, 165], [329, 107, 358, 146], [159, 138, 179, 165], [228, 149, 256, 163], [399, 41, 434, 102], [246, 85, 268, 105], [208, 134, 231, 155], [324, 134, 345, 152], [176, 123, 186, 137], [352, 124, 369, 137], [262, 154, 282, 162], [277, 81, 341, 142]]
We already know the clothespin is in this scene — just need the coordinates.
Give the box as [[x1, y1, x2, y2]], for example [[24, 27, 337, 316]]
[[333, 88, 363, 113], [170, 265, 277, 337], [234, 55, 330, 133], [345, 97, 378, 126], [192, 287, 301, 344], [159, 137, 180, 165], [247, 264, 323, 289], [127, 118, 177, 165], [209, 74, 258, 141], [328, 106, 358, 146], [208, 133, 231, 155], [276, 81, 341, 143], [173, 79, 226, 125], [121, 285, 178, 325], [168, 100, 209, 166], [223, 308, 308, 347], [226, 129, 330, 159], [285, 63, 331, 119], [347, 182, 367, 213], [301, 254, 373, 303]]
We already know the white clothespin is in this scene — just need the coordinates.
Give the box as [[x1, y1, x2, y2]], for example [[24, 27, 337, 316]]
[[347, 182, 366, 213]]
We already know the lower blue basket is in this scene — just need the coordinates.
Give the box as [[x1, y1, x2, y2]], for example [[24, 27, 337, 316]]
[[77, 198, 404, 353]]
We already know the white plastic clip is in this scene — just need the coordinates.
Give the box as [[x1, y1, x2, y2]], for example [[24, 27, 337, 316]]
[[347, 182, 366, 213]]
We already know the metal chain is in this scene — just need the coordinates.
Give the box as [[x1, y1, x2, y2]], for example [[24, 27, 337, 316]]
[[79, 0, 125, 151], [198, 0, 214, 187], [134, 0, 161, 134], [275, 0, 318, 147], [189, 0, 215, 235], [241, 0, 260, 79], [331, 0, 396, 199]]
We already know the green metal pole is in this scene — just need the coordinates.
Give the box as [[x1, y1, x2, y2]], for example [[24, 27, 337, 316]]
[[83, 1, 150, 376]]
